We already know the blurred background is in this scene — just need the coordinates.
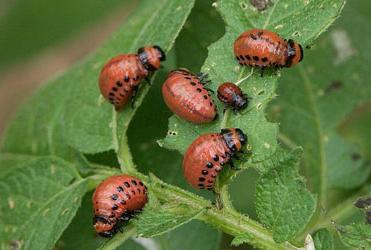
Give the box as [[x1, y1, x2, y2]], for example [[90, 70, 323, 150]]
[[0, 0, 138, 133]]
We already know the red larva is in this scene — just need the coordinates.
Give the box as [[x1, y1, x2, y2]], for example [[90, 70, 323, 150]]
[[217, 82, 249, 111], [99, 45, 166, 110], [183, 128, 247, 190], [234, 29, 303, 69], [93, 175, 148, 237], [162, 68, 218, 124]]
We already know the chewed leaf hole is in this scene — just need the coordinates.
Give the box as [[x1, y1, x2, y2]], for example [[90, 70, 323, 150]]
[[256, 103, 263, 110], [240, 1, 248, 10]]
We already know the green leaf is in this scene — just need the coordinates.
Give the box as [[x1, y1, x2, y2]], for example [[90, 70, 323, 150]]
[[338, 223, 371, 249], [0, 77, 85, 165], [0, 157, 87, 250], [255, 148, 317, 242], [274, 0, 370, 205], [160, 0, 346, 165], [313, 228, 334, 250], [326, 132, 370, 189], [64, 0, 196, 156], [134, 203, 204, 237]]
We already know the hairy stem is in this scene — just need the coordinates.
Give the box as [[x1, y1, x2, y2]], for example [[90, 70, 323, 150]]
[[98, 225, 137, 250], [117, 136, 137, 174]]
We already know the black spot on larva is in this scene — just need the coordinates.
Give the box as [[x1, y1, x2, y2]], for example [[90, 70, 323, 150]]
[[124, 182, 130, 188], [109, 92, 114, 96], [131, 190, 135, 195], [111, 194, 118, 200], [203, 95, 208, 99], [185, 76, 192, 80], [137, 188, 141, 193], [116, 81, 123, 87], [124, 89, 129, 93], [139, 182, 144, 186], [119, 93, 125, 97], [199, 177, 206, 182], [202, 170, 208, 175], [112, 204, 118, 210], [209, 102, 213, 106], [253, 56, 259, 61], [191, 82, 197, 86], [112, 87, 118, 92], [207, 187, 213, 190], [235, 56, 240, 60], [196, 88, 202, 92], [207, 185, 213, 188], [120, 200, 126, 205], [250, 34, 257, 40], [245, 55, 251, 60], [213, 155, 219, 161], [239, 62, 244, 66], [198, 183, 205, 187], [207, 162, 213, 168], [131, 180, 137, 185], [117, 186, 124, 192], [258, 31, 264, 36], [124, 76, 130, 82], [109, 214, 115, 218], [126, 194, 131, 199], [262, 57, 268, 62]]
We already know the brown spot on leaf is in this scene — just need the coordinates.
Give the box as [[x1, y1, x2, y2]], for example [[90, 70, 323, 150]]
[[250, 0, 273, 11], [325, 81, 342, 94]]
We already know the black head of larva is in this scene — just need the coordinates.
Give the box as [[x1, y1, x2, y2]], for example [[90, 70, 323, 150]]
[[221, 128, 247, 153], [233, 94, 249, 110], [137, 45, 166, 71], [153, 45, 166, 61]]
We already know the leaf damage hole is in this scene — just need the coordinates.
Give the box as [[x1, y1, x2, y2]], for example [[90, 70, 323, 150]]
[[240, 1, 248, 10], [250, 0, 272, 11], [325, 80, 342, 94], [292, 31, 301, 37], [256, 103, 263, 110], [62, 208, 70, 215]]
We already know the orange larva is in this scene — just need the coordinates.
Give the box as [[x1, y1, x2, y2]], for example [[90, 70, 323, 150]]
[[234, 29, 303, 70], [93, 175, 148, 237], [99, 46, 166, 110], [162, 68, 218, 124], [183, 128, 247, 190]]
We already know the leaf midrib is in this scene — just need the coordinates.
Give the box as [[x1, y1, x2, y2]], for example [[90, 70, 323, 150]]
[[297, 65, 327, 206]]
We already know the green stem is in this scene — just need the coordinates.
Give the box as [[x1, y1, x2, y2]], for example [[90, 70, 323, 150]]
[[117, 136, 137, 174], [201, 208, 300, 250], [98, 225, 137, 250]]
